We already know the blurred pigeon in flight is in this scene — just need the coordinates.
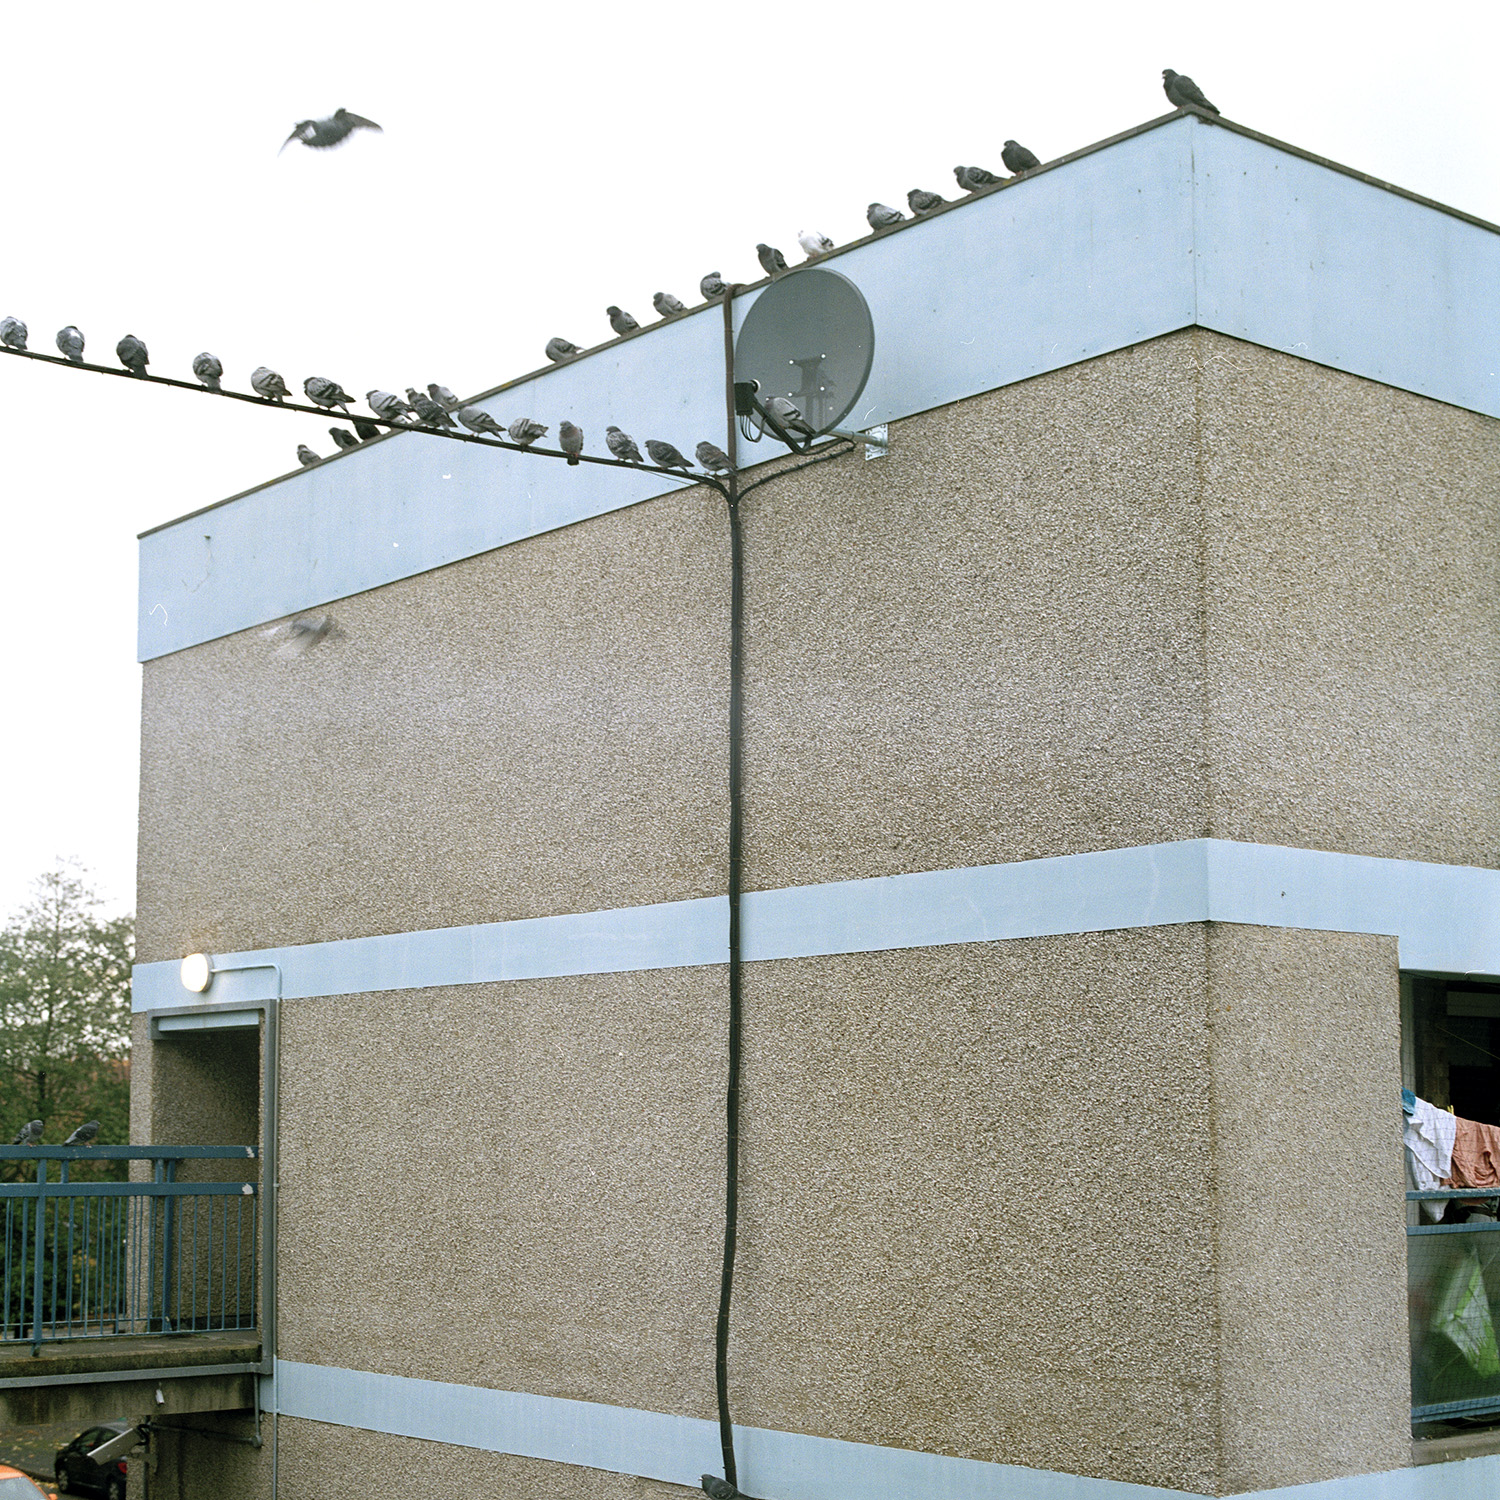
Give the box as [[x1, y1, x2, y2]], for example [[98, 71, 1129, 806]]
[[765, 395, 817, 439], [756, 243, 788, 277], [797, 229, 834, 259], [427, 383, 461, 411], [545, 337, 583, 362], [508, 418, 548, 447], [954, 165, 1003, 192], [11, 1121, 42, 1146], [457, 407, 505, 438], [281, 108, 383, 153], [1162, 69, 1219, 114], [366, 389, 412, 422], [695, 440, 732, 474], [297, 444, 320, 467], [304, 375, 353, 413], [907, 189, 945, 215], [558, 421, 585, 465], [645, 439, 693, 471], [192, 352, 223, 390], [653, 292, 686, 317], [1002, 140, 1041, 174], [63, 1121, 99, 1147], [116, 334, 149, 375], [354, 418, 382, 442], [607, 306, 639, 335], [56, 326, 85, 363], [0, 317, 27, 351], [700, 272, 728, 299], [252, 366, 290, 402], [329, 427, 360, 450], [407, 388, 457, 428], [276, 613, 332, 657], [605, 426, 643, 463]]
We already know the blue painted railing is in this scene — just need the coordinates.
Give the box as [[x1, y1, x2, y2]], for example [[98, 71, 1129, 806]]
[[1408, 1187, 1500, 1424], [0, 1146, 259, 1352]]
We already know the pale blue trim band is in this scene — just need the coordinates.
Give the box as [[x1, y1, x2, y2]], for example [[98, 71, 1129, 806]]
[[266, 1359, 1497, 1500], [134, 840, 1500, 1013]]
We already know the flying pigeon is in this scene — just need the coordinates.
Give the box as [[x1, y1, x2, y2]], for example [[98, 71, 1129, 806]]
[[1162, 69, 1219, 114], [63, 1121, 99, 1147], [558, 421, 584, 465], [278, 613, 332, 657], [756, 243, 788, 277], [866, 202, 904, 229], [797, 229, 834, 259], [607, 306, 639, 336], [645, 439, 693, 471], [907, 189, 945, 215], [700, 272, 727, 299], [280, 108, 383, 154], [55, 326, 85, 363], [456, 406, 505, 438], [304, 375, 353, 413], [765, 395, 817, 439], [653, 292, 687, 317], [508, 417, 548, 447], [954, 165, 1003, 192], [252, 366, 290, 402], [605, 425, 643, 463], [0, 317, 28, 351], [407, 388, 457, 428], [191, 352, 223, 390], [545, 337, 583, 362], [11, 1121, 42, 1146], [329, 427, 360, 450], [297, 445, 320, 467], [354, 418, 382, 442], [366, 389, 413, 422], [427, 383, 461, 411], [116, 334, 149, 375], [695, 440, 732, 473], [1002, 140, 1041, 174]]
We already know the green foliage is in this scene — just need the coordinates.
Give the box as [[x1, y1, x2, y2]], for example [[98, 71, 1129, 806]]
[[0, 863, 132, 1180]]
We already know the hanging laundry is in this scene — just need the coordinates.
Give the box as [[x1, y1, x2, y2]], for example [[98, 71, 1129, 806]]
[[1404, 1095, 1457, 1222], [1448, 1114, 1500, 1191]]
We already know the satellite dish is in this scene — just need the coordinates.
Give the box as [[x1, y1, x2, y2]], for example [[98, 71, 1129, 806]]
[[733, 268, 874, 438]]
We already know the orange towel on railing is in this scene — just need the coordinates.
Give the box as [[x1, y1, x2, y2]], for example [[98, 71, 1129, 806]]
[[1446, 1114, 1500, 1189]]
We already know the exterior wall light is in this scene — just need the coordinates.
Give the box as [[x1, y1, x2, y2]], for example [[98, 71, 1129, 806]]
[[179, 953, 213, 993]]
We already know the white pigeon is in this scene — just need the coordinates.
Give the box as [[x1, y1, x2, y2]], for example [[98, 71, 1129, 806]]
[[797, 230, 834, 259]]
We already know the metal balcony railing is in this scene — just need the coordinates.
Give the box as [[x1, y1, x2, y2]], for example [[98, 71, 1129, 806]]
[[1408, 1187, 1500, 1425], [0, 1147, 259, 1353]]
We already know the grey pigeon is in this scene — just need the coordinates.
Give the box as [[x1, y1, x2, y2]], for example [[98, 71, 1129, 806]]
[[280, 108, 383, 154], [1162, 69, 1219, 115], [1002, 140, 1041, 174], [456, 407, 505, 438], [192, 352, 223, 391], [11, 1120, 42, 1146], [116, 334, 149, 375], [766, 394, 817, 439], [607, 306, 639, 336], [252, 366, 290, 402], [695, 440, 732, 473], [63, 1121, 99, 1147], [545, 337, 583, 362], [866, 202, 904, 229], [700, 272, 727, 299], [653, 292, 686, 317], [605, 425, 643, 463], [56, 326, 85, 363], [907, 189, 945, 215], [645, 439, 693, 471], [954, 165, 1003, 192], [297, 444, 320, 467], [702, 1478, 744, 1500], [279, 613, 332, 657], [558, 421, 585, 465], [797, 229, 834, 259], [508, 417, 548, 447], [366, 389, 413, 422], [0, 317, 27, 351], [304, 375, 353, 413], [407, 388, 457, 428], [756, 243, 788, 277], [427, 383, 461, 411], [354, 418, 382, 442], [329, 427, 360, 450]]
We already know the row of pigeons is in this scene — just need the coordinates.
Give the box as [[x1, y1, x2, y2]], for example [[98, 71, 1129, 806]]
[[10, 1119, 99, 1147]]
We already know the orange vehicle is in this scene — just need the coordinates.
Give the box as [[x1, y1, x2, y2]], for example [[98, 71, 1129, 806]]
[[0, 1465, 50, 1499]]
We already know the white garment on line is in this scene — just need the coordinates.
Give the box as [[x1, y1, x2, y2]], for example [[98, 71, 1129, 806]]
[[1404, 1095, 1457, 1222]]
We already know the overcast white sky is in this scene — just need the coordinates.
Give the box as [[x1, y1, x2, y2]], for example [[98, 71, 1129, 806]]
[[0, 1, 1496, 923]]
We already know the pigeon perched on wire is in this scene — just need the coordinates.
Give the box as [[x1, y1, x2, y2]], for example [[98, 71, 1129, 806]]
[[695, 440, 732, 474], [645, 439, 693, 471], [0, 317, 28, 351], [11, 1121, 42, 1147], [653, 292, 687, 317], [756, 243, 788, 277], [866, 203, 904, 229], [558, 421, 584, 465], [605, 426, 643, 463], [252, 366, 290, 402], [508, 417, 548, 447], [1002, 140, 1041, 174], [56, 326, 86, 363], [63, 1121, 99, 1147], [607, 306, 639, 336], [456, 406, 505, 438], [366, 389, 413, 422], [427, 383, 461, 411], [304, 375, 354, 414], [907, 189, 945, 215], [1162, 69, 1219, 114], [116, 335, 149, 375], [354, 418, 382, 442], [280, 108, 383, 154], [700, 272, 728, 299], [407, 389, 457, 428], [797, 229, 834, 259], [297, 445, 320, 467], [545, 337, 583, 362], [192, 352, 223, 391], [954, 165, 1003, 192], [329, 427, 359, 451], [765, 395, 817, 439]]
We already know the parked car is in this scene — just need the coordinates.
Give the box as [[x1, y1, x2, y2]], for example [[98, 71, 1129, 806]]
[[0, 1464, 50, 1499], [53, 1423, 131, 1499]]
